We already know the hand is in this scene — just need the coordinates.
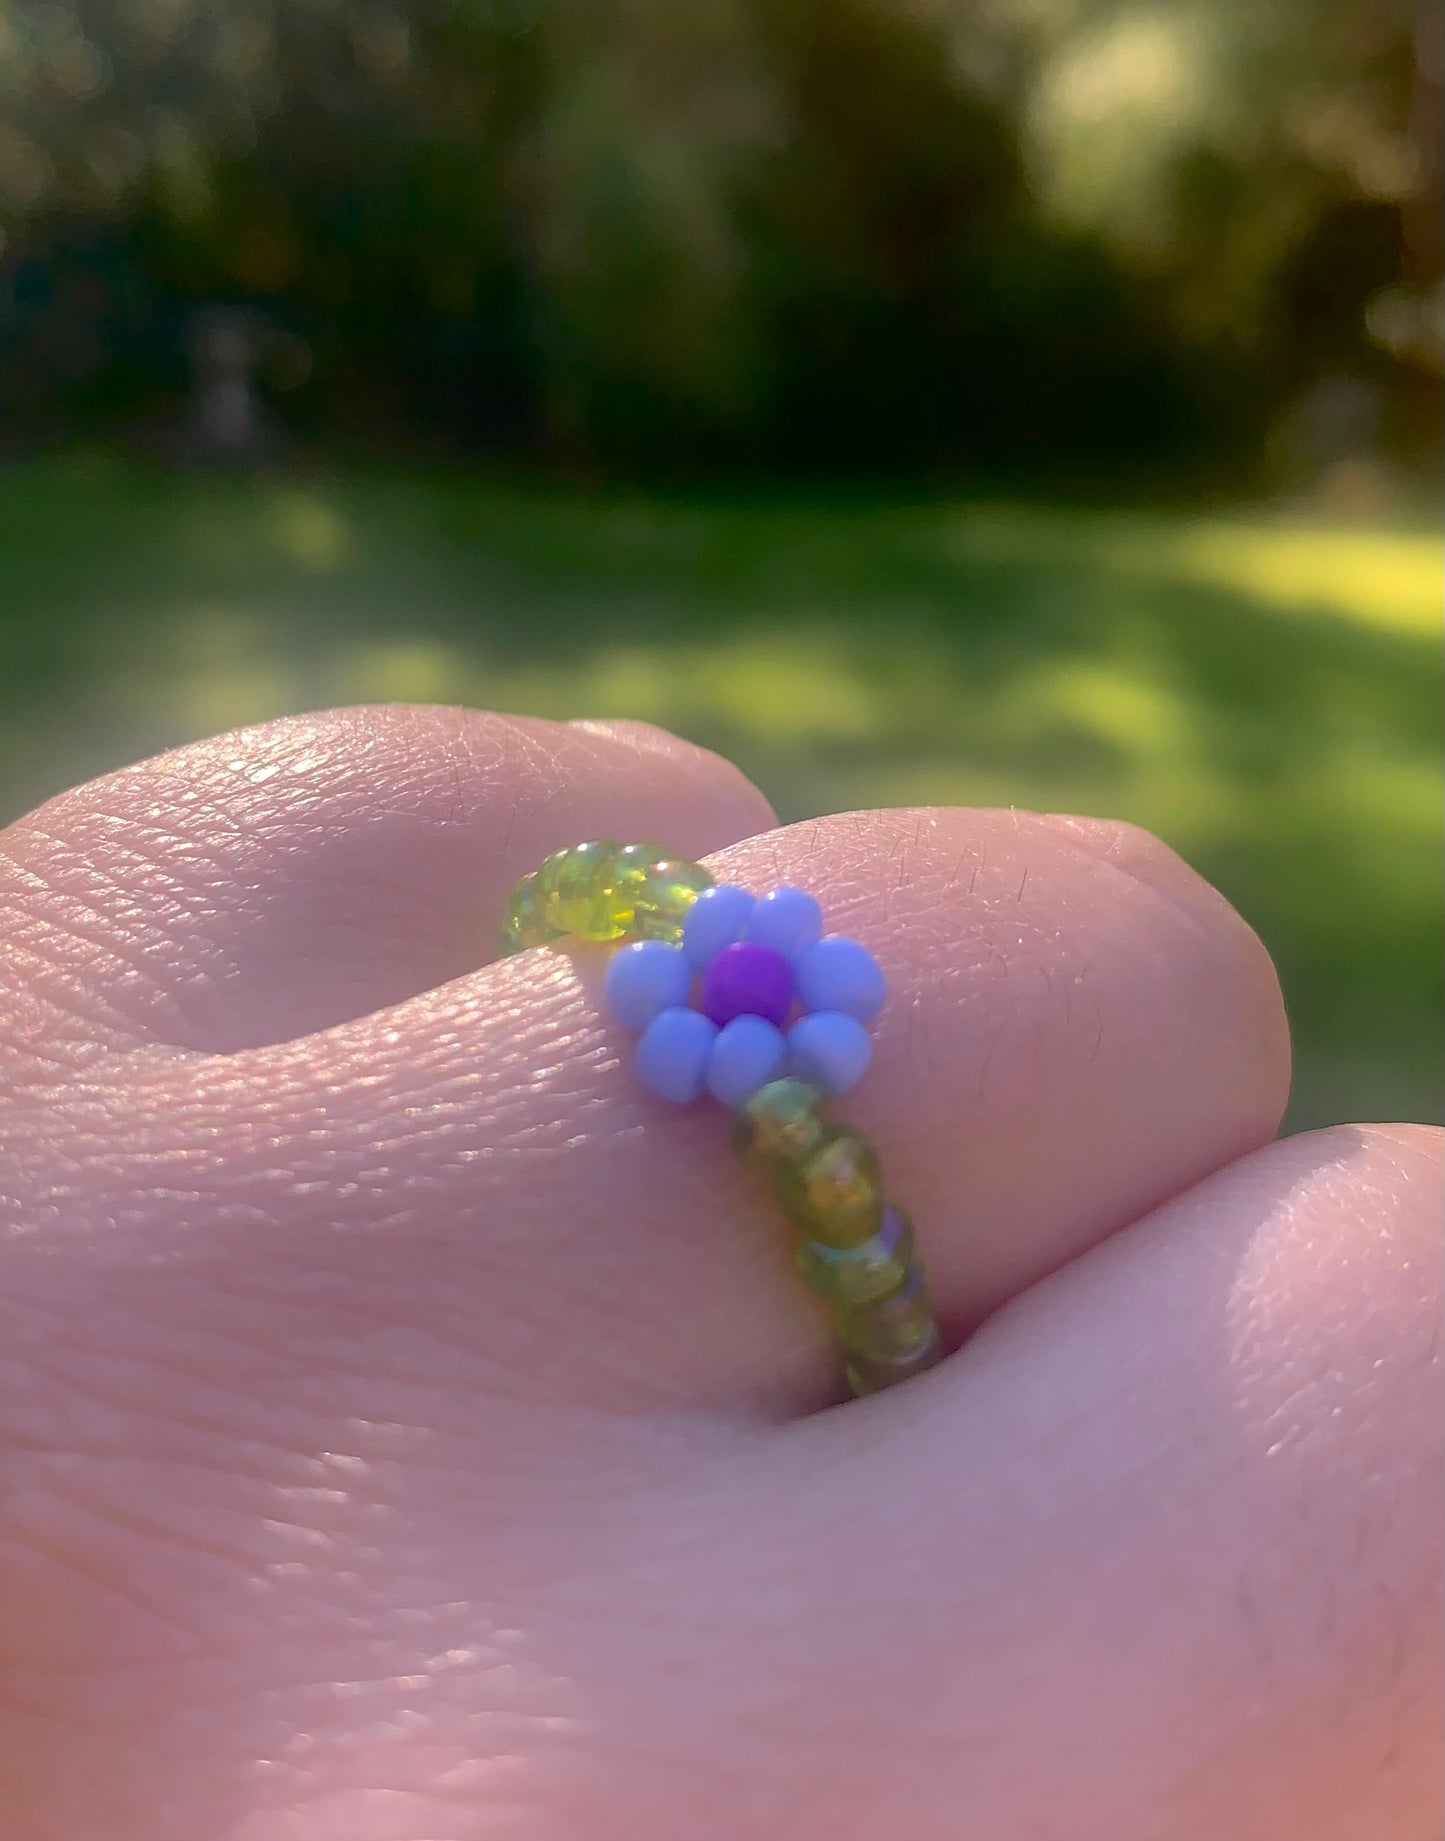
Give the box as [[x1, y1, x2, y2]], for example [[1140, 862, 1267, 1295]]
[[1, 707, 1438, 1841]]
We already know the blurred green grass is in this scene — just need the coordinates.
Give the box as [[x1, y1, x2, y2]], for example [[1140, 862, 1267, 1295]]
[[1, 454, 1440, 1128]]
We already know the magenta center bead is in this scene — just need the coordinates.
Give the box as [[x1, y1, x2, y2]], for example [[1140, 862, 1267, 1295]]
[[700, 941, 795, 1029]]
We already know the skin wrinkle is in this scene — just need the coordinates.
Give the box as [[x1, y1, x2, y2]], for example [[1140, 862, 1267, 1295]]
[[9, 1225, 715, 1489], [4, 1495, 205, 1645], [0, 711, 1435, 1839], [0, 707, 777, 1060], [1150, 1579, 1428, 1839], [5, 1111, 1435, 1841], [4, 804, 1293, 1422], [28, 1462, 336, 1588], [2, 1349, 352, 1480], [11, 1428, 603, 1701]]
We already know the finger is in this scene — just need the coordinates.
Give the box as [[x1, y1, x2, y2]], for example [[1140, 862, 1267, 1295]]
[[0, 706, 773, 1058], [4, 1127, 1429, 1840], [37, 806, 1290, 1413], [700, 1125, 1439, 1841]]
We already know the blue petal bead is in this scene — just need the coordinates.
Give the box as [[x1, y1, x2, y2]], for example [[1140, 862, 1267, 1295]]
[[682, 884, 757, 970], [706, 1015, 789, 1108], [744, 886, 823, 959], [794, 936, 887, 1022], [604, 940, 692, 1030], [635, 1007, 718, 1103], [787, 1009, 873, 1094]]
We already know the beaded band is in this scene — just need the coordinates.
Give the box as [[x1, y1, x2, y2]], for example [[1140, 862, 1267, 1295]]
[[500, 841, 942, 1397]]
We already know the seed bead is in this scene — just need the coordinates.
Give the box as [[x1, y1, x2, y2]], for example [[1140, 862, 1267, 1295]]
[[635, 1006, 719, 1104], [533, 838, 628, 938], [731, 1078, 828, 1172], [604, 842, 668, 931], [793, 936, 887, 1023], [787, 1009, 873, 1095], [604, 940, 692, 1030], [706, 1015, 789, 1108], [499, 873, 562, 954], [774, 1125, 884, 1247], [629, 857, 715, 944], [796, 1204, 915, 1304], [744, 886, 823, 959], [700, 941, 794, 1029], [683, 884, 757, 969], [836, 1264, 936, 1359], [845, 1324, 943, 1397]]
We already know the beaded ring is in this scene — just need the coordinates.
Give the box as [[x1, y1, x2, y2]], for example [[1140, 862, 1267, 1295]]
[[500, 840, 942, 1397]]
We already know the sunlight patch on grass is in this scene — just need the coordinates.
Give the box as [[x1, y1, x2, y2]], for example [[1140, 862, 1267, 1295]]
[[938, 506, 1443, 637], [576, 647, 684, 724], [486, 635, 885, 743], [270, 491, 354, 570], [337, 639, 477, 705], [999, 656, 1191, 756], [1109, 521, 1444, 635], [1294, 751, 1445, 895], [160, 607, 306, 736], [689, 636, 881, 741], [850, 754, 1238, 848]]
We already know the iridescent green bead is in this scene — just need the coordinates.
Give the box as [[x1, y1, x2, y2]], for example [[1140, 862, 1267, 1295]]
[[604, 841, 667, 931], [498, 873, 562, 954], [797, 1204, 915, 1304], [608, 840, 667, 886], [628, 857, 714, 944], [774, 1125, 884, 1247], [845, 1321, 943, 1397], [534, 838, 626, 939], [730, 1078, 828, 1172], [836, 1263, 937, 1361]]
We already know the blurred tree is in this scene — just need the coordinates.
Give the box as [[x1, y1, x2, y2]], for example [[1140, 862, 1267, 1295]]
[[0, 0, 1437, 480], [514, 0, 776, 468]]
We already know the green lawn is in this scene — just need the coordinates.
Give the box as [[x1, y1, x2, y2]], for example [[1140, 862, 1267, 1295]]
[[2, 454, 1440, 1129]]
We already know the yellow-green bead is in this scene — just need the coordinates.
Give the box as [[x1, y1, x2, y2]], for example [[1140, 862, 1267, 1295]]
[[836, 1264, 936, 1361], [731, 1078, 828, 1172], [774, 1125, 884, 1247], [845, 1323, 943, 1397], [605, 841, 667, 932], [797, 1204, 915, 1304], [535, 838, 627, 939], [533, 840, 610, 935], [629, 857, 714, 944], [609, 840, 668, 885], [498, 874, 561, 954]]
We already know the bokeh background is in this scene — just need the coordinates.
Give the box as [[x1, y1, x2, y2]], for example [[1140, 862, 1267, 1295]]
[[0, 0, 1441, 1126]]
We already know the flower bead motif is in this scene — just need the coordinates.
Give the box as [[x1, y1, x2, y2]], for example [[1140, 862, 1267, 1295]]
[[501, 844, 937, 1398], [603, 884, 887, 1108]]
